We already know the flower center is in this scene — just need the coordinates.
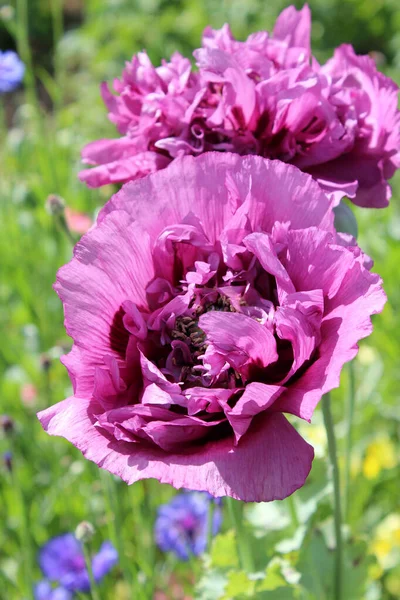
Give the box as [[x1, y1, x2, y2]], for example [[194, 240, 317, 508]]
[[168, 293, 236, 383]]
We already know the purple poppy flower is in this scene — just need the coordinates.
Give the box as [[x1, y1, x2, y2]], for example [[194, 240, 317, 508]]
[[155, 491, 222, 560], [38, 153, 385, 502], [38, 534, 118, 592], [34, 580, 73, 600], [78, 6, 400, 208], [0, 51, 25, 93]]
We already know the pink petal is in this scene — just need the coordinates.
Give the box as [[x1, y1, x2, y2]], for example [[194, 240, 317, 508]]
[[275, 290, 324, 379], [226, 382, 283, 442], [199, 311, 278, 376], [54, 212, 154, 396], [81, 137, 145, 165], [273, 5, 311, 57], [79, 152, 170, 188], [277, 246, 386, 421], [99, 154, 334, 242], [243, 232, 295, 301], [38, 397, 314, 501]]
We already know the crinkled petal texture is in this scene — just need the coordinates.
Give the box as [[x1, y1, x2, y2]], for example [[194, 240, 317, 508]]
[[39, 154, 386, 502], [312, 44, 400, 208], [78, 7, 399, 207]]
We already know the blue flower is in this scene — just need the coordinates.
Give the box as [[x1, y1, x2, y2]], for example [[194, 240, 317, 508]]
[[34, 580, 73, 600], [0, 50, 25, 93], [155, 491, 222, 560], [37, 534, 118, 592]]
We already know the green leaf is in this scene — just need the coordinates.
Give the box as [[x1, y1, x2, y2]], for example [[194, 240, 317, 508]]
[[221, 571, 256, 599], [296, 528, 333, 600], [343, 538, 374, 599], [296, 527, 373, 600], [209, 529, 239, 569]]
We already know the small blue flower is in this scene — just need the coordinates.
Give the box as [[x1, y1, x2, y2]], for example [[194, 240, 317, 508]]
[[34, 580, 73, 600], [0, 50, 25, 93], [155, 491, 222, 560], [37, 533, 118, 592]]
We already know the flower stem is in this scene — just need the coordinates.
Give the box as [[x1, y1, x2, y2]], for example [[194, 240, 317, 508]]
[[58, 214, 76, 245], [82, 542, 101, 600], [100, 471, 138, 599], [226, 497, 254, 573], [16, 0, 59, 190], [9, 466, 34, 599], [49, 0, 64, 110], [288, 494, 299, 529], [344, 361, 356, 521], [322, 393, 343, 600], [207, 499, 215, 551]]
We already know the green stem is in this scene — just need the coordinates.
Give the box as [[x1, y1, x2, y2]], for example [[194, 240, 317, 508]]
[[322, 393, 343, 600], [344, 361, 356, 521], [58, 214, 76, 245], [50, 0, 64, 110], [226, 497, 254, 573], [82, 542, 101, 600], [15, 0, 37, 108], [16, 0, 59, 190], [207, 499, 215, 551], [288, 494, 299, 529], [100, 471, 137, 599], [9, 467, 34, 599]]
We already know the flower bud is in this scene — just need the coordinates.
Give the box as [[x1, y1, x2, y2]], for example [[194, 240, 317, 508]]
[[45, 194, 65, 216], [40, 353, 52, 372], [0, 415, 14, 435], [75, 521, 95, 543]]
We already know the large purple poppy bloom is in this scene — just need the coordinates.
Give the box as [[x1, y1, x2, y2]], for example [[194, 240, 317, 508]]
[[79, 5, 400, 208], [37, 534, 117, 592], [155, 491, 222, 560], [39, 154, 385, 501]]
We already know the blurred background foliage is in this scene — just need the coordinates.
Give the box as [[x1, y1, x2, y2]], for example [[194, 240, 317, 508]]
[[1, 1, 400, 599]]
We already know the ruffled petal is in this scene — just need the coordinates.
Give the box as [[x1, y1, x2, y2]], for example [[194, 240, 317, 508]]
[[54, 212, 154, 396], [100, 154, 334, 241], [38, 397, 313, 502], [79, 152, 170, 187]]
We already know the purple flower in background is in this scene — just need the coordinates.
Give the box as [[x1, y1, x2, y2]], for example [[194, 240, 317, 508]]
[[155, 491, 222, 560], [34, 581, 73, 600], [38, 534, 118, 592], [0, 50, 25, 93]]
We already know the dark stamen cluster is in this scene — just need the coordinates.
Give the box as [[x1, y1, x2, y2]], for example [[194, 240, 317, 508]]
[[172, 316, 207, 357], [170, 294, 237, 381]]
